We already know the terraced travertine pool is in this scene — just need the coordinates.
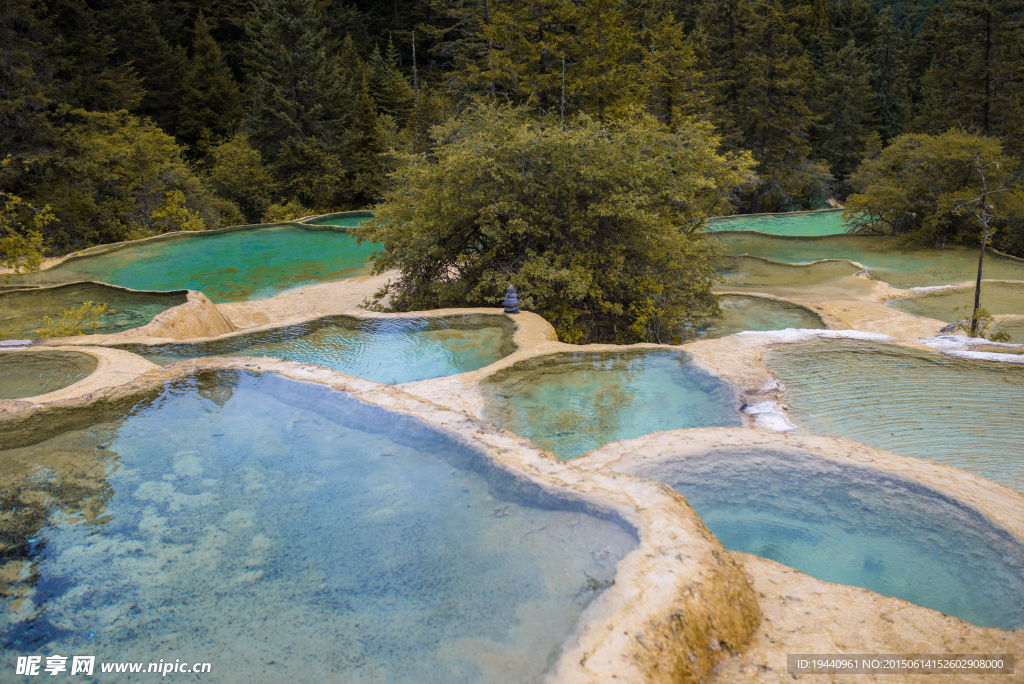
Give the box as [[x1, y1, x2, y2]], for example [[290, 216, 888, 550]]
[[694, 295, 826, 338], [708, 209, 846, 236], [0, 283, 187, 339], [8, 225, 381, 303], [887, 282, 1024, 322], [621, 445, 1024, 630], [717, 256, 876, 299], [0, 370, 635, 683], [0, 351, 98, 399], [764, 340, 1024, 493], [114, 315, 517, 385], [716, 233, 1024, 288], [480, 350, 742, 460]]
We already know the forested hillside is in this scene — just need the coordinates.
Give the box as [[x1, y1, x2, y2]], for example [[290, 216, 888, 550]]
[[2, 0, 1022, 258]]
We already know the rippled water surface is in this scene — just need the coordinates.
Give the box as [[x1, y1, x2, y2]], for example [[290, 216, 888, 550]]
[[626, 446, 1024, 630], [716, 234, 1024, 288], [764, 340, 1024, 493], [115, 315, 516, 384], [8, 226, 381, 302], [887, 282, 1024, 322], [481, 351, 741, 460], [695, 296, 825, 338], [0, 283, 186, 339], [0, 351, 97, 399], [708, 210, 846, 236], [0, 371, 635, 683]]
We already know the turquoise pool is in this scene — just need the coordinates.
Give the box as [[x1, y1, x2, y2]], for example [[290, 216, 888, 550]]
[[481, 350, 742, 460], [764, 340, 1024, 493], [10, 226, 381, 303], [624, 445, 1024, 630], [715, 234, 1024, 288], [694, 295, 826, 338], [114, 315, 517, 384], [708, 210, 846, 236], [0, 371, 635, 682]]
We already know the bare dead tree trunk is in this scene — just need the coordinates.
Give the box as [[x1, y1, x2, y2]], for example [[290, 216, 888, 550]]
[[971, 151, 989, 336]]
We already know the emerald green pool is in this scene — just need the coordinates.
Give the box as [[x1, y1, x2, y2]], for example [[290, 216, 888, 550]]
[[0, 283, 187, 340], [9, 226, 381, 303], [993, 318, 1024, 344], [717, 256, 875, 299], [887, 282, 1024, 322], [481, 350, 742, 460], [708, 210, 846, 236], [624, 445, 1024, 630], [764, 340, 1024, 493], [0, 350, 97, 399], [113, 314, 517, 384], [302, 212, 374, 227], [0, 370, 635, 681], [715, 234, 1024, 288], [694, 295, 826, 338]]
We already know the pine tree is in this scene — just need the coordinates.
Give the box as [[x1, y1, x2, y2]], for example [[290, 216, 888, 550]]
[[869, 9, 911, 145], [245, 0, 353, 205], [733, 0, 817, 211], [570, 0, 640, 120], [811, 39, 874, 196], [643, 16, 706, 131], [368, 36, 415, 124], [696, 0, 746, 151], [914, 0, 1024, 154], [177, 11, 243, 159]]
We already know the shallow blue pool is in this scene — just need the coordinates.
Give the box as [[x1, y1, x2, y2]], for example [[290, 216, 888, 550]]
[[1, 371, 635, 682], [626, 446, 1024, 630], [481, 350, 742, 460]]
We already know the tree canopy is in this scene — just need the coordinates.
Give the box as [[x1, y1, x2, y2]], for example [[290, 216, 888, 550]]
[[355, 104, 755, 344]]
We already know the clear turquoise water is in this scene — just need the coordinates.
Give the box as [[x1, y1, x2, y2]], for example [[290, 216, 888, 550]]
[[764, 341, 1024, 493], [0, 283, 187, 339], [887, 282, 1024, 322], [627, 446, 1024, 630], [9, 226, 381, 303], [302, 214, 373, 227], [708, 210, 846, 236], [0, 351, 97, 399], [0, 371, 635, 682], [693, 295, 825, 338], [715, 234, 1024, 288], [481, 350, 742, 461], [114, 315, 517, 384]]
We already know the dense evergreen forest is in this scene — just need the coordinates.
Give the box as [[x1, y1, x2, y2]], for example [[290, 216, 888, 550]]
[[2, 0, 1023, 261]]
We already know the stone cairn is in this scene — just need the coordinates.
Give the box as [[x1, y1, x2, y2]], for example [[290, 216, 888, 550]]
[[503, 286, 520, 314]]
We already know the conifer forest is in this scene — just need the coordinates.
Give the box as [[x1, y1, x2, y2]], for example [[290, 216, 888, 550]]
[[2, 0, 1023, 259]]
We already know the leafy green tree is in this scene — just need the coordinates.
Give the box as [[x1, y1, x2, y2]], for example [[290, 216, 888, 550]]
[[0, 190, 50, 273], [844, 130, 1011, 246], [354, 104, 755, 344], [37, 109, 226, 247], [177, 11, 243, 158], [206, 133, 279, 223]]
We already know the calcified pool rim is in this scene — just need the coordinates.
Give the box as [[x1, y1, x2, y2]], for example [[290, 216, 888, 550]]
[[572, 429, 1024, 630], [0, 356, 760, 684]]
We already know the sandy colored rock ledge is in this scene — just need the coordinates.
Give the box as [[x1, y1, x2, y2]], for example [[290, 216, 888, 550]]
[[0, 357, 762, 684], [40, 290, 235, 345], [0, 345, 157, 405], [574, 428, 1024, 684]]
